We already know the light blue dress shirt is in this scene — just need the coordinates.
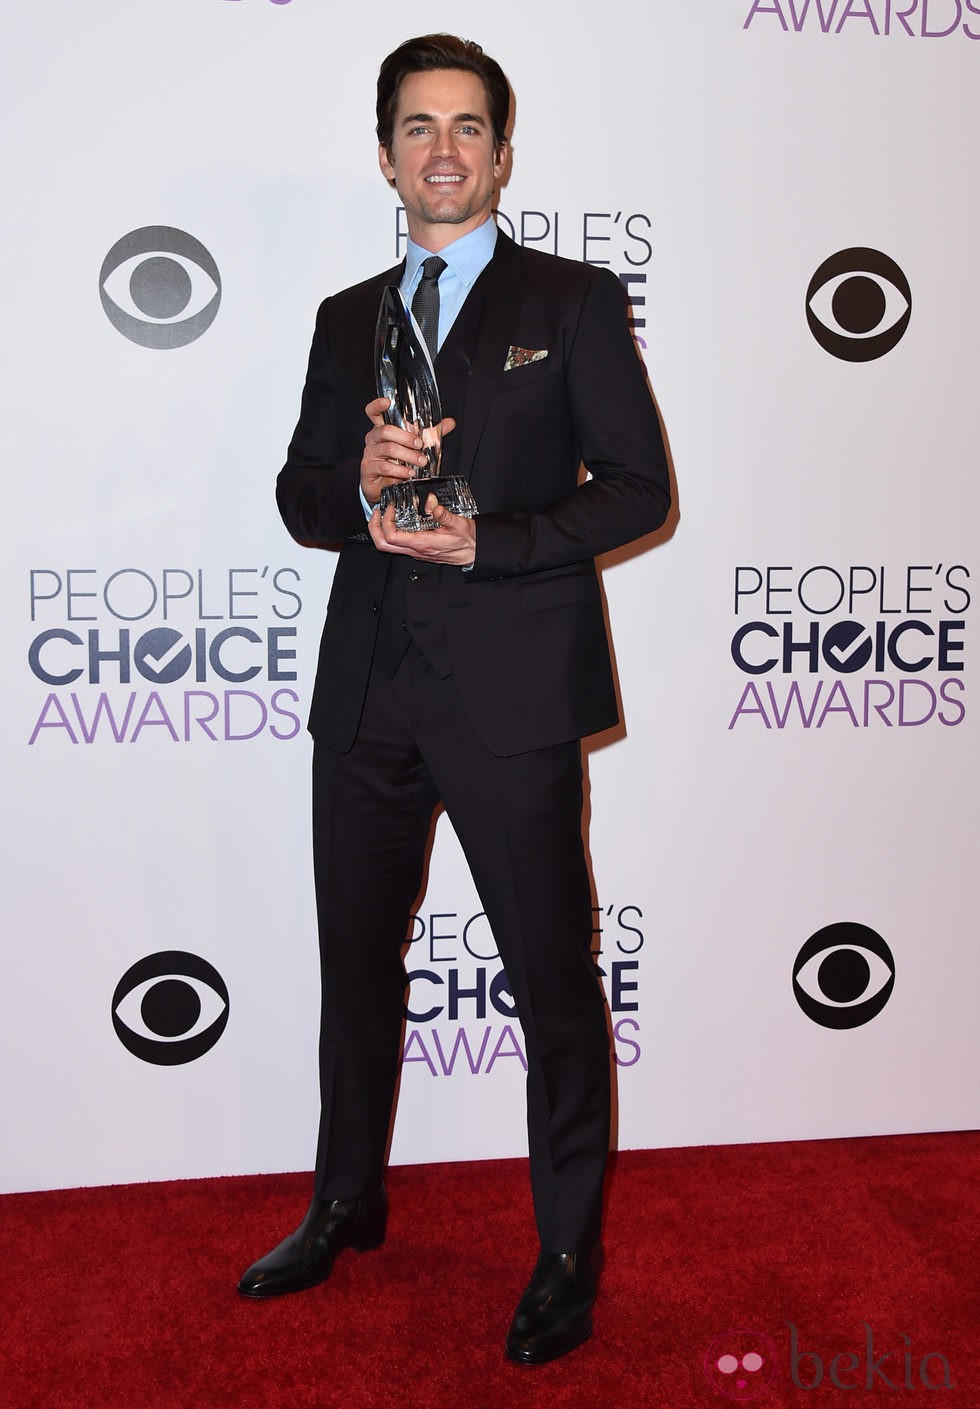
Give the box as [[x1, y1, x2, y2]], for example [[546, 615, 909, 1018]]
[[400, 216, 498, 351]]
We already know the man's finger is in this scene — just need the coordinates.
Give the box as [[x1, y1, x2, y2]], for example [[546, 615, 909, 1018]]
[[426, 494, 449, 525], [364, 395, 391, 426]]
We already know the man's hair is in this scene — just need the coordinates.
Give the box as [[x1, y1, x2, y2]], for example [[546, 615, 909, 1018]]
[[376, 34, 510, 154]]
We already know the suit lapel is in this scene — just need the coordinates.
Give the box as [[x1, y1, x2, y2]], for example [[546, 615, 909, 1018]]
[[450, 232, 523, 487]]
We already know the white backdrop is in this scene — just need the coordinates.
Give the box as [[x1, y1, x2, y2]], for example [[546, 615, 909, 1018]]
[[3, 0, 978, 1194]]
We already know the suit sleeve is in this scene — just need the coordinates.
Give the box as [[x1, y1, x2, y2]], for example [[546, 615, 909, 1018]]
[[466, 266, 670, 581], [275, 297, 370, 545]]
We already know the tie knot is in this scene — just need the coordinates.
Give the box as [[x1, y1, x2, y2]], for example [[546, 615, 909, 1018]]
[[421, 255, 446, 283]]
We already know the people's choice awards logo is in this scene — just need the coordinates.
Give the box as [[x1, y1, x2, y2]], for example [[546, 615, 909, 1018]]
[[727, 560, 969, 734], [401, 902, 647, 1080], [704, 1328, 779, 1400], [806, 249, 910, 361], [100, 227, 221, 348], [744, 0, 980, 39], [793, 922, 895, 1029], [27, 565, 303, 748], [112, 951, 230, 1063]]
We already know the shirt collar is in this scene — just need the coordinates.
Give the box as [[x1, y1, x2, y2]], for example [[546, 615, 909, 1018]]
[[404, 217, 498, 291]]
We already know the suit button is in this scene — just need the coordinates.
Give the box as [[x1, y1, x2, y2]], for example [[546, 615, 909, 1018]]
[[408, 569, 420, 583]]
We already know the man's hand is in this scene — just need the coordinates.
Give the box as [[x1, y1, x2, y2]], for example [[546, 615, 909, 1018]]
[[368, 497, 476, 567], [360, 396, 457, 507]]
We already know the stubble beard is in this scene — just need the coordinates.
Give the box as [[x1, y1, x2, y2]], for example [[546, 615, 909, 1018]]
[[406, 175, 494, 230], [416, 192, 478, 227]]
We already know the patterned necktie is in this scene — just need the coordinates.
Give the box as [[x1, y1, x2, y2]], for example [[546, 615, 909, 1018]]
[[411, 255, 446, 359]]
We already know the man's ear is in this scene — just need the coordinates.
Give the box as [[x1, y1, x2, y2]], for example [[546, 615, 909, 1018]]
[[378, 144, 396, 186], [493, 139, 509, 181]]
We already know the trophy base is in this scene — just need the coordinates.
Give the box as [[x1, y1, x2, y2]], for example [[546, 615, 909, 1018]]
[[379, 476, 478, 532]]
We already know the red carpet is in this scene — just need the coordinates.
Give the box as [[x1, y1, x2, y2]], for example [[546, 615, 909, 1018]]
[[3, 1134, 977, 1407]]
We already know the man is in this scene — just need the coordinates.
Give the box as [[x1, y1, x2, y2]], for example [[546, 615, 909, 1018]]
[[238, 35, 670, 1365]]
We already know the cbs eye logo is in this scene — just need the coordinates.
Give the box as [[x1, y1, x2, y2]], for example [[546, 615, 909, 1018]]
[[806, 248, 911, 362], [112, 951, 229, 1064], [100, 226, 221, 348], [793, 922, 895, 1029]]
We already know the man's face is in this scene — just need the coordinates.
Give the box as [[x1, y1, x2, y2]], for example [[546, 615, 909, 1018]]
[[379, 69, 506, 250]]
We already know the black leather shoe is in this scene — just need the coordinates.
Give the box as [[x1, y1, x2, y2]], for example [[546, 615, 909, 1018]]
[[237, 1186, 387, 1298], [505, 1250, 599, 1365]]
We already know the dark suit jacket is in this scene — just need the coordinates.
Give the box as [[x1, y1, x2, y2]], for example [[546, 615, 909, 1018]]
[[276, 229, 670, 757]]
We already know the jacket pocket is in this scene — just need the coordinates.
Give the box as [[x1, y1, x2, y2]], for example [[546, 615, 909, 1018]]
[[497, 359, 559, 392], [517, 569, 599, 614]]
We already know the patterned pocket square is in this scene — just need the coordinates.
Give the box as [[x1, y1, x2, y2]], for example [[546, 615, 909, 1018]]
[[504, 346, 549, 371]]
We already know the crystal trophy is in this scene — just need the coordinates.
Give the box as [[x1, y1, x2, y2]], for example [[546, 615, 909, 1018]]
[[374, 285, 479, 532]]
